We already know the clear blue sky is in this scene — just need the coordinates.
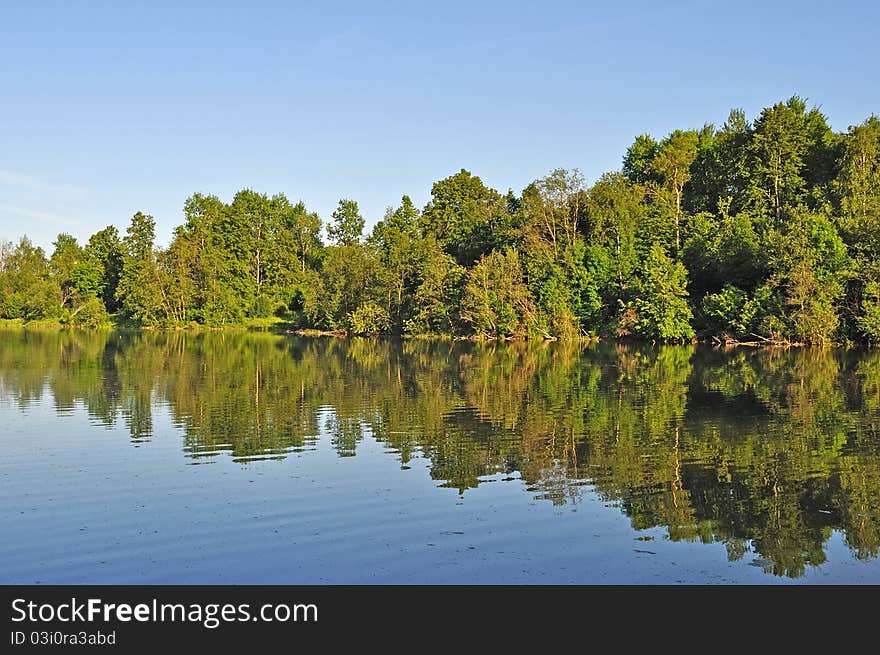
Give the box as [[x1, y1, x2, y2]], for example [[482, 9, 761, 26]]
[[2, 0, 878, 250]]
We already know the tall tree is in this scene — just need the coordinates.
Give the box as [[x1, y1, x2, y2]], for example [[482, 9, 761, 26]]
[[420, 169, 511, 266], [460, 249, 536, 338], [650, 130, 699, 252], [327, 199, 364, 247], [159, 229, 197, 324], [520, 168, 586, 256], [837, 116, 880, 256], [179, 193, 240, 325], [623, 134, 660, 185], [744, 97, 834, 222], [768, 211, 849, 344], [318, 243, 385, 331], [84, 226, 124, 313], [227, 189, 276, 315], [49, 233, 84, 309], [686, 110, 751, 214], [584, 172, 643, 300], [621, 244, 694, 340], [282, 200, 322, 274], [405, 236, 465, 335], [0, 237, 57, 319], [117, 212, 165, 324], [369, 195, 421, 330]]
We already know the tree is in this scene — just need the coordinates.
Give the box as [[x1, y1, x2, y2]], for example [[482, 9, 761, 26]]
[[584, 172, 644, 306], [2, 97, 877, 343], [686, 110, 751, 214], [768, 211, 848, 343], [623, 134, 660, 185], [682, 205, 765, 301], [347, 301, 390, 334], [837, 116, 880, 257], [327, 199, 364, 246], [179, 193, 240, 325], [622, 244, 694, 340], [460, 249, 536, 338], [283, 200, 322, 274], [650, 130, 699, 252], [420, 169, 512, 266], [517, 169, 597, 337], [744, 97, 834, 222], [318, 243, 385, 331], [226, 189, 275, 315], [159, 230, 197, 324], [405, 236, 465, 335], [84, 226, 124, 312], [0, 237, 57, 320], [857, 278, 880, 342], [117, 212, 165, 324], [520, 168, 586, 255], [369, 195, 421, 330], [49, 233, 84, 310]]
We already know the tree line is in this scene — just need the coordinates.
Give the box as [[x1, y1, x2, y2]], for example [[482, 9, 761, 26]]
[[2, 96, 879, 343]]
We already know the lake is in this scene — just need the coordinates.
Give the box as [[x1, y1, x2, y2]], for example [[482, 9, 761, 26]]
[[1, 330, 879, 584]]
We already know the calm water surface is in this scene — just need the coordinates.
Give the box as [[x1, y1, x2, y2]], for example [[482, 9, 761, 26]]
[[1, 330, 879, 583]]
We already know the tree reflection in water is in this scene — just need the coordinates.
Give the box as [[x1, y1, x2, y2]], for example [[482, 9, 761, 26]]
[[2, 330, 878, 577]]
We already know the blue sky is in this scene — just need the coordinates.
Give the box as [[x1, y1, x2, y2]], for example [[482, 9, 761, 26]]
[[2, 0, 878, 250]]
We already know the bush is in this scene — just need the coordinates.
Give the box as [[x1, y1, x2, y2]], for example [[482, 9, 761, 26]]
[[625, 244, 694, 340], [858, 280, 880, 342], [701, 285, 748, 337], [3, 292, 24, 319], [64, 297, 110, 328], [250, 294, 273, 319], [347, 301, 390, 334]]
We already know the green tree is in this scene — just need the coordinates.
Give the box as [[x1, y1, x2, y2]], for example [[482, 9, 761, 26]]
[[84, 226, 124, 312], [226, 189, 275, 316], [584, 172, 643, 310], [744, 97, 834, 222], [117, 212, 165, 324], [460, 249, 536, 337], [318, 243, 385, 331], [405, 236, 466, 335], [622, 134, 660, 185], [327, 198, 364, 247], [856, 277, 880, 342], [158, 231, 197, 324], [622, 244, 694, 340], [49, 233, 84, 310], [369, 195, 421, 330], [0, 237, 57, 320], [683, 203, 766, 301], [283, 200, 322, 274], [519, 168, 586, 256], [179, 193, 240, 325], [767, 211, 848, 343], [347, 301, 390, 334], [686, 110, 751, 214], [650, 129, 699, 252], [518, 169, 597, 337], [420, 169, 512, 266], [837, 116, 880, 257]]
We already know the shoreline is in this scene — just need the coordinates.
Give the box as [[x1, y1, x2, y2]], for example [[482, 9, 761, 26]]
[[0, 319, 856, 347]]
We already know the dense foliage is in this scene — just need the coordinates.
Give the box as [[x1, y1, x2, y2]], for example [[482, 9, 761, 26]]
[[3, 97, 879, 343]]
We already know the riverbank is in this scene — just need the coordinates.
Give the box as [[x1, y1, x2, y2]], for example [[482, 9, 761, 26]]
[[0, 319, 840, 347], [0, 316, 290, 332]]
